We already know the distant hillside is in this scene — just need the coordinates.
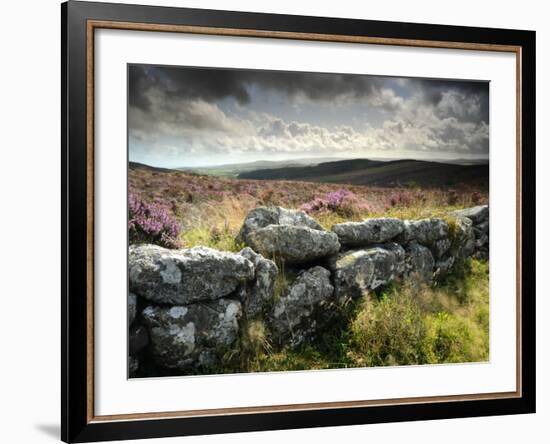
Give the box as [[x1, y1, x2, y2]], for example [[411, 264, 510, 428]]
[[129, 161, 178, 174], [431, 158, 489, 166], [238, 158, 489, 189], [178, 157, 346, 177]]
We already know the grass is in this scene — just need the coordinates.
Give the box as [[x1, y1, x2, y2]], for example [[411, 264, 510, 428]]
[[181, 227, 244, 252], [209, 258, 489, 374], [347, 259, 489, 367]]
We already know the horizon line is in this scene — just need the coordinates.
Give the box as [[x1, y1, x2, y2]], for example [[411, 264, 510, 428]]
[[129, 155, 490, 170]]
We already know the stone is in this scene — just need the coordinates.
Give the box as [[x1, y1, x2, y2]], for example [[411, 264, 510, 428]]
[[129, 244, 254, 305], [435, 256, 455, 276], [247, 225, 340, 264], [270, 266, 335, 349], [476, 220, 489, 234], [128, 293, 137, 325], [237, 206, 323, 245], [453, 217, 476, 258], [399, 218, 449, 245], [403, 242, 435, 282], [129, 324, 149, 355], [329, 244, 405, 300], [141, 298, 242, 371], [238, 247, 278, 318], [475, 232, 489, 248], [474, 246, 490, 261], [449, 205, 489, 224], [431, 238, 452, 259], [331, 218, 405, 247]]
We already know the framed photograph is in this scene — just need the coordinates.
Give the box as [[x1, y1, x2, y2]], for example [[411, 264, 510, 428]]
[[61, 1, 535, 442]]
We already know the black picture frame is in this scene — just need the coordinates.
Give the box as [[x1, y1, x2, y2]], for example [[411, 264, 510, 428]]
[[61, 1, 536, 442]]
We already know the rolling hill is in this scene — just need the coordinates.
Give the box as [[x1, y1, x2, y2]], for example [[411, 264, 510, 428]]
[[129, 161, 180, 174], [238, 158, 489, 189], [177, 157, 347, 177]]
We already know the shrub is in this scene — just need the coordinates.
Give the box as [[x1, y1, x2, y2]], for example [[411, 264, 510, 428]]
[[128, 191, 182, 248], [388, 190, 414, 207], [471, 191, 483, 205], [447, 189, 460, 205], [301, 188, 381, 217]]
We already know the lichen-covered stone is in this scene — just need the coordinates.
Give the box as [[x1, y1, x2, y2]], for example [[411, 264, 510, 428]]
[[453, 217, 476, 258], [128, 293, 137, 325], [247, 225, 340, 264], [237, 206, 324, 245], [238, 247, 278, 318], [399, 218, 450, 245], [329, 244, 405, 300], [474, 229, 489, 247], [129, 245, 254, 305], [403, 242, 435, 282], [449, 205, 489, 224], [431, 238, 452, 259], [331, 218, 405, 247], [270, 266, 334, 349], [141, 299, 242, 371], [435, 256, 455, 277], [476, 220, 489, 234]]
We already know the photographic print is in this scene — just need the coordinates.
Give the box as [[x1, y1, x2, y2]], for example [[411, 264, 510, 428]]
[[127, 64, 490, 378]]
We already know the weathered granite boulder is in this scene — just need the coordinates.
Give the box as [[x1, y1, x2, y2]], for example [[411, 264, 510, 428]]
[[270, 266, 335, 349], [476, 220, 489, 234], [331, 218, 405, 247], [431, 238, 452, 259], [246, 225, 340, 264], [435, 256, 456, 277], [128, 293, 137, 325], [141, 298, 242, 371], [329, 243, 405, 300], [403, 242, 435, 282], [474, 230, 489, 247], [449, 206, 489, 260], [453, 217, 476, 258], [449, 205, 489, 224], [238, 247, 278, 318], [237, 206, 323, 246], [399, 218, 450, 245], [129, 245, 254, 305]]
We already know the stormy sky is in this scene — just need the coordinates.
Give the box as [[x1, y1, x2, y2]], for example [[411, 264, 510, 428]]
[[128, 64, 489, 168]]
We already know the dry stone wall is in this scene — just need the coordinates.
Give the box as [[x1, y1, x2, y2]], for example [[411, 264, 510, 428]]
[[128, 205, 489, 376]]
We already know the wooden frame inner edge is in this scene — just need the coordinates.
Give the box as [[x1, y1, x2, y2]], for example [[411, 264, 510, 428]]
[[85, 19, 523, 423]]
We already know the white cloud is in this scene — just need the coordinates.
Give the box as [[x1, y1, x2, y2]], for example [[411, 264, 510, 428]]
[[129, 81, 489, 163]]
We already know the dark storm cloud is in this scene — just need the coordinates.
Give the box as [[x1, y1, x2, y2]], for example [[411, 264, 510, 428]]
[[128, 64, 385, 111], [129, 65, 251, 111], [128, 65, 490, 165], [405, 78, 489, 123]]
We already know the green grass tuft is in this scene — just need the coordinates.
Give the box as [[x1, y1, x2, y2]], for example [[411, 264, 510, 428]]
[[181, 227, 244, 252]]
